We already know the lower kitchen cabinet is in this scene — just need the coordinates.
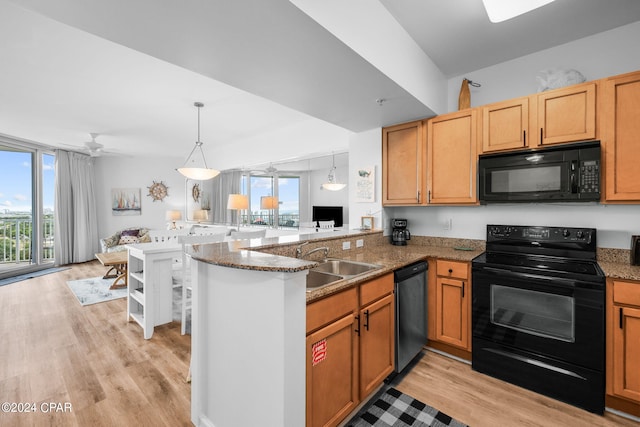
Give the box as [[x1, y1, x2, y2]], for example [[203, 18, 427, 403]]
[[429, 260, 471, 356], [359, 275, 395, 398], [306, 273, 395, 427], [606, 279, 640, 416]]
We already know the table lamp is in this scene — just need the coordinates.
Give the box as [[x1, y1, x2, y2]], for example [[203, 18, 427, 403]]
[[165, 210, 182, 230], [227, 194, 249, 231]]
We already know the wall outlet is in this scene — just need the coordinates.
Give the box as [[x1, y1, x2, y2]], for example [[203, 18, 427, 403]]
[[342, 241, 351, 250], [443, 218, 452, 231], [356, 239, 364, 248]]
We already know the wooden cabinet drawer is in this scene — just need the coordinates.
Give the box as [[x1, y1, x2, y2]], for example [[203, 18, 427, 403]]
[[307, 287, 357, 334], [612, 280, 640, 306], [360, 273, 394, 306], [436, 260, 468, 280]]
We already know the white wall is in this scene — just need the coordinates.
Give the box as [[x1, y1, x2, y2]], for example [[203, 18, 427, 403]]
[[348, 128, 384, 231], [349, 22, 640, 249], [94, 156, 187, 238], [445, 21, 640, 112]]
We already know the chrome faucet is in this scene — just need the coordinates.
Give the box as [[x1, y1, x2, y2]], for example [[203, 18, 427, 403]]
[[296, 242, 330, 259], [295, 242, 309, 258]]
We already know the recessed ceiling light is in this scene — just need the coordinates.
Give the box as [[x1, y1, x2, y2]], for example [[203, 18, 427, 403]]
[[482, 0, 556, 23]]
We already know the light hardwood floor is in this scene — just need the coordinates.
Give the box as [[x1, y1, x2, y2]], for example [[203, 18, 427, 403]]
[[395, 351, 637, 427], [0, 261, 192, 427], [1, 262, 636, 427]]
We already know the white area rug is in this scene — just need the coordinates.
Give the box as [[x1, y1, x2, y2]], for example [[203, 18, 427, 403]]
[[66, 276, 127, 306]]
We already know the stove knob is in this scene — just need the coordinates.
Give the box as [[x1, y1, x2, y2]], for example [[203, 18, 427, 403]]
[[562, 229, 571, 238], [576, 230, 585, 239]]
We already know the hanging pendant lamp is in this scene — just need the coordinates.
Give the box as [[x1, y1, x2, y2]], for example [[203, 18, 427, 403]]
[[321, 153, 347, 191], [177, 102, 220, 180]]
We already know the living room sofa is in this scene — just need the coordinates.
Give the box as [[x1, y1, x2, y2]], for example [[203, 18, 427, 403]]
[[100, 227, 151, 253]]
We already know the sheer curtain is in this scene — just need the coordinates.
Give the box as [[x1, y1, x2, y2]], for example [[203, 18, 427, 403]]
[[54, 150, 99, 265], [211, 170, 242, 225]]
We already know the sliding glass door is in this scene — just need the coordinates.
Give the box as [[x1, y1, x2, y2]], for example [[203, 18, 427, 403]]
[[242, 173, 300, 228], [0, 143, 55, 278]]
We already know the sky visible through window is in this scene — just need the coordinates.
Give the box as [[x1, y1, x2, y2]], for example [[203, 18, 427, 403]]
[[0, 149, 55, 214], [246, 175, 300, 215]]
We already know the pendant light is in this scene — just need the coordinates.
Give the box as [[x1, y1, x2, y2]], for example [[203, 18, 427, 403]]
[[177, 102, 220, 180], [321, 153, 346, 191]]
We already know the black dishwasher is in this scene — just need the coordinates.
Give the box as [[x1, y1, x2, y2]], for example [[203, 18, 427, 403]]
[[394, 261, 428, 373]]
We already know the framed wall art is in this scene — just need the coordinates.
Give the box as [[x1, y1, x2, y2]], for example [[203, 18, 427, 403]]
[[355, 166, 375, 203], [111, 188, 141, 216]]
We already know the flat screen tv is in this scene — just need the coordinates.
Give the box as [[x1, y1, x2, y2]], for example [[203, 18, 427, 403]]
[[312, 206, 343, 227]]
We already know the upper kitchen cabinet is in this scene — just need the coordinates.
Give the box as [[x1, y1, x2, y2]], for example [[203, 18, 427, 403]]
[[601, 70, 640, 202], [481, 96, 531, 153], [536, 81, 597, 147], [382, 120, 426, 205], [426, 109, 478, 204]]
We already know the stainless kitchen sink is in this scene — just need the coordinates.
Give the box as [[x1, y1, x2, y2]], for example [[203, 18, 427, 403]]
[[306, 258, 382, 291], [313, 258, 382, 276], [306, 270, 343, 289]]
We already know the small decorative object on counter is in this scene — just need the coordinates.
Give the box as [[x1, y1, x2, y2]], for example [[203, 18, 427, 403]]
[[361, 216, 374, 230]]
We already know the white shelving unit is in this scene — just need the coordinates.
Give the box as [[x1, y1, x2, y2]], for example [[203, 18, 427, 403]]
[[126, 242, 182, 339]]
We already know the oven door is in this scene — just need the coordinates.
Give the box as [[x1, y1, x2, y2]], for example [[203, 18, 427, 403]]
[[472, 265, 604, 371]]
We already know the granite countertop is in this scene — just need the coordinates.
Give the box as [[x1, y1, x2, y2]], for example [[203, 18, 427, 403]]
[[598, 261, 640, 281], [189, 231, 484, 303], [188, 228, 385, 273], [301, 245, 483, 302], [188, 229, 640, 303]]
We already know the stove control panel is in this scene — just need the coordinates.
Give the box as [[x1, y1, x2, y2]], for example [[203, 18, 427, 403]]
[[487, 225, 594, 244]]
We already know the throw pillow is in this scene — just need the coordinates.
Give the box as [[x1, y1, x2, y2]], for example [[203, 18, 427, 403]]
[[118, 235, 139, 245], [121, 229, 140, 237]]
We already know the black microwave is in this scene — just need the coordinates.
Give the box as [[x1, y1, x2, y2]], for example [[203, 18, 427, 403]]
[[478, 141, 601, 204]]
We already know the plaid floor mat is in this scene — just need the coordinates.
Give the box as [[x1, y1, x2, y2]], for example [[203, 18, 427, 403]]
[[348, 387, 468, 427]]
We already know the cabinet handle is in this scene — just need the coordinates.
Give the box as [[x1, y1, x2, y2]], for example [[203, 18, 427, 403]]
[[355, 315, 360, 336], [540, 127, 543, 145], [417, 190, 420, 203], [428, 190, 431, 204], [364, 310, 370, 331], [448, 268, 453, 274], [619, 307, 624, 329], [462, 281, 465, 298], [523, 130, 526, 146]]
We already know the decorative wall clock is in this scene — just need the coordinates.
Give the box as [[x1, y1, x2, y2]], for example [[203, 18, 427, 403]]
[[147, 180, 169, 202]]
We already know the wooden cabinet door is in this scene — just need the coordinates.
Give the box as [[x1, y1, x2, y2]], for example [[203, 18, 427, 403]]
[[435, 276, 469, 350], [602, 71, 640, 201], [359, 293, 394, 398], [427, 109, 478, 204], [306, 313, 359, 427], [536, 82, 597, 147], [382, 120, 425, 205], [612, 305, 640, 402], [481, 96, 531, 153]]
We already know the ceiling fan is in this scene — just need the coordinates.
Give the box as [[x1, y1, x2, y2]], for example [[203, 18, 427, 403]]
[[83, 133, 104, 157]]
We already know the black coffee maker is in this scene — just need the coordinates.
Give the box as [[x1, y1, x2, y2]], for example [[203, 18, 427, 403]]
[[391, 218, 411, 246]]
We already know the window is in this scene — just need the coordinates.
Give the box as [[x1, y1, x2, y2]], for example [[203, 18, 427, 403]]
[[242, 173, 300, 228], [0, 142, 55, 277]]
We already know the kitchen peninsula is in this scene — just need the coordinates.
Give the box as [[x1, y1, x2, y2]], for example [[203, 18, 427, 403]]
[[186, 229, 483, 427]]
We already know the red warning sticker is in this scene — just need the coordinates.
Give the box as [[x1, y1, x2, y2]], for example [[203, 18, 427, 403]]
[[312, 339, 327, 366]]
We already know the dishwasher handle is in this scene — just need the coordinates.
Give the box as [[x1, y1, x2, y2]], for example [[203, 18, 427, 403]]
[[394, 261, 428, 282]]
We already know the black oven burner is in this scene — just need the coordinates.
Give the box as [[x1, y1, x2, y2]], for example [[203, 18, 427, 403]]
[[472, 225, 605, 414]]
